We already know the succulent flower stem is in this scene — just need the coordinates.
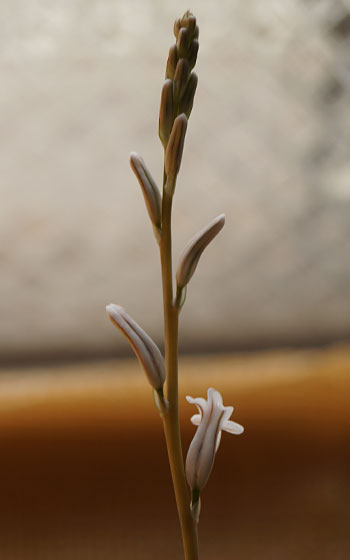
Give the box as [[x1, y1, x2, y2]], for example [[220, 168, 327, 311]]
[[159, 174, 199, 560]]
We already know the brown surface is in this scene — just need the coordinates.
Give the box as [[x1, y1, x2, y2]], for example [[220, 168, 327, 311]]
[[0, 345, 349, 559]]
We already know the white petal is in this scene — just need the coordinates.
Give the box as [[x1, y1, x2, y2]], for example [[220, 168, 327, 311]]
[[215, 430, 222, 453], [190, 414, 201, 426], [207, 387, 223, 408], [223, 419, 244, 435], [186, 395, 208, 418]]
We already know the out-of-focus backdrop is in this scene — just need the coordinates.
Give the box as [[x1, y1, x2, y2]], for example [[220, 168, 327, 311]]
[[1, 2, 350, 560], [1, 0, 350, 363]]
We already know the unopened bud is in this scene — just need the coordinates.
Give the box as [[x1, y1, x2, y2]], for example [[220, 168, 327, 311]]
[[177, 27, 189, 58], [180, 10, 194, 29], [166, 44, 178, 80], [159, 80, 174, 149], [179, 72, 198, 119], [187, 39, 199, 70], [165, 113, 188, 182], [173, 58, 190, 102], [174, 17, 181, 38], [185, 15, 197, 37], [106, 304, 165, 390], [130, 153, 162, 228], [176, 214, 225, 288], [193, 25, 199, 39]]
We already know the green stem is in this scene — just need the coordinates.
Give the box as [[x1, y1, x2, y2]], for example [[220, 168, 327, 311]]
[[160, 185, 199, 560]]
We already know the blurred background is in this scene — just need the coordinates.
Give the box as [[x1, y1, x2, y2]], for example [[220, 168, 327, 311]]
[[0, 0, 349, 559]]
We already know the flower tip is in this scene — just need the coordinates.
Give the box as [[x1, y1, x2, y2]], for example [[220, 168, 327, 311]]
[[106, 303, 124, 318], [178, 112, 188, 125], [218, 213, 225, 225]]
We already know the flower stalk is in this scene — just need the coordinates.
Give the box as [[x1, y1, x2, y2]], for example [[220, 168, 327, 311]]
[[106, 11, 244, 560], [159, 185, 199, 560]]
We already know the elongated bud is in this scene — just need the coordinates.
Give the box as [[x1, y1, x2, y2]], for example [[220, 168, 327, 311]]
[[174, 18, 181, 38], [165, 113, 188, 182], [179, 72, 198, 118], [173, 58, 190, 103], [176, 214, 225, 288], [187, 39, 199, 70], [166, 45, 178, 80], [159, 80, 174, 148], [177, 27, 189, 58], [106, 304, 165, 390], [130, 152, 162, 228], [184, 15, 197, 37]]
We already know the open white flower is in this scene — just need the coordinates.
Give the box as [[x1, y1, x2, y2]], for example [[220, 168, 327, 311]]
[[185, 388, 244, 494]]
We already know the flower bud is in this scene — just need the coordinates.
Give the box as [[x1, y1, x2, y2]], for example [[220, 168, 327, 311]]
[[176, 214, 225, 289], [185, 15, 197, 37], [106, 304, 165, 390], [180, 11, 196, 32], [130, 152, 162, 228], [159, 80, 174, 148], [179, 72, 198, 119], [173, 17, 181, 38], [166, 44, 178, 80], [187, 39, 199, 70], [173, 58, 190, 103], [165, 113, 188, 182], [176, 27, 189, 58]]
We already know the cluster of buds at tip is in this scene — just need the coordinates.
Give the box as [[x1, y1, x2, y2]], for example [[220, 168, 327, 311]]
[[159, 11, 199, 151], [130, 152, 162, 236], [185, 388, 244, 520], [106, 304, 165, 391]]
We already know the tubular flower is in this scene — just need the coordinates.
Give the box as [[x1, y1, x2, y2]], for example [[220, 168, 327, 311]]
[[185, 388, 244, 493]]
